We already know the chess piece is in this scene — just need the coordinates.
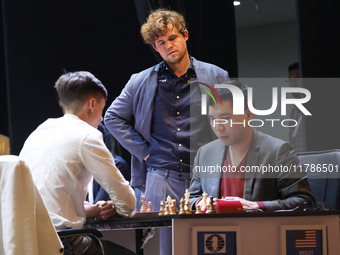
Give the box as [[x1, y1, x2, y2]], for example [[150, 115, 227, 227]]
[[202, 191, 208, 211], [195, 204, 202, 214], [170, 204, 176, 215], [184, 189, 190, 202], [165, 195, 177, 212], [166, 195, 172, 206], [140, 194, 147, 213], [179, 198, 186, 215], [164, 204, 170, 215], [147, 201, 154, 212], [185, 200, 191, 214], [206, 196, 216, 214], [172, 201, 178, 212], [184, 200, 188, 212], [171, 199, 177, 209], [159, 201, 165, 216]]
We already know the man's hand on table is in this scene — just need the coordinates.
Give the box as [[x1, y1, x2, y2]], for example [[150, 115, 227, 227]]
[[96, 200, 117, 219], [222, 196, 259, 210]]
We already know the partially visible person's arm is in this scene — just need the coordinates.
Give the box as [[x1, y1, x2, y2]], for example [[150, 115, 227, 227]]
[[0, 134, 10, 155], [260, 143, 315, 211], [104, 74, 149, 162], [189, 148, 204, 209]]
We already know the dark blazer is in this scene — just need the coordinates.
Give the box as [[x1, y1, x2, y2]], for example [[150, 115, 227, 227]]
[[189, 129, 315, 211], [104, 57, 229, 190]]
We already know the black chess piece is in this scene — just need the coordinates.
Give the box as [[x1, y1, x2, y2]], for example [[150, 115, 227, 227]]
[[206, 196, 216, 214]]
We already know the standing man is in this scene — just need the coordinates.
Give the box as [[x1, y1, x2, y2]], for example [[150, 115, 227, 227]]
[[104, 9, 229, 254]]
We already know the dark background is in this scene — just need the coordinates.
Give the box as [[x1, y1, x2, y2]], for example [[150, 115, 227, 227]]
[[1, 0, 339, 155], [0, 0, 237, 155], [296, 1, 340, 151]]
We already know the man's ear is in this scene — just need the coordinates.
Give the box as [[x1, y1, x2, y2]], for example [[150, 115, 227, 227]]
[[183, 30, 189, 41], [87, 97, 96, 112], [245, 109, 253, 119], [152, 43, 158, 52]]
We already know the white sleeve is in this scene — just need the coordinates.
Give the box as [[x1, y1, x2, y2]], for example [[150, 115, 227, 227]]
[[80, 131, 137, 217]]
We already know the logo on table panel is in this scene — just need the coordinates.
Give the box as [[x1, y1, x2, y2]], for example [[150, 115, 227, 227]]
[[204, 233, 226, 253]]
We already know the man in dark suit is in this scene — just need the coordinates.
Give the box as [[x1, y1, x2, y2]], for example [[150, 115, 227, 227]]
[[189, 81, 314, 211]]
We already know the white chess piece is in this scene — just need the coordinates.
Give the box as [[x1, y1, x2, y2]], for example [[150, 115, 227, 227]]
[[140, 194, 147, 213], [202, 191, 208, 211]]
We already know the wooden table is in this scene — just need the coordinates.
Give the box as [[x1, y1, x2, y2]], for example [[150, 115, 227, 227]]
[[85, 210, 340, 255]]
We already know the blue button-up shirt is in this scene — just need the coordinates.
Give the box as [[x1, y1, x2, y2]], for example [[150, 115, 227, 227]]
[[147, 58, 212, 172]]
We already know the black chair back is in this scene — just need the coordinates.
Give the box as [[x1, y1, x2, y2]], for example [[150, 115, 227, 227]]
[[297, 150, 340, 210]]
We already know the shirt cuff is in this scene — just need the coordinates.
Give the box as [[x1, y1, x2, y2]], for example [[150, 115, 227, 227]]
[[256, 201, 266, 211]]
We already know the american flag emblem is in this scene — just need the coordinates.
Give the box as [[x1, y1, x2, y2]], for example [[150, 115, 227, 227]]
[[295, 230, 317, 249]]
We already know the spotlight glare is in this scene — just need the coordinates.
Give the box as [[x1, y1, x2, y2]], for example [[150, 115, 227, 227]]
[[233, 1, 241, 6]]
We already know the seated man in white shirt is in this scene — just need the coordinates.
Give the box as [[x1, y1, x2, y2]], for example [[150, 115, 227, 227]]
[[20, 71, 136, 255]]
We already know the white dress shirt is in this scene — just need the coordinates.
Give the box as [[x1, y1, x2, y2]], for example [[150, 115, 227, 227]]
[[20, 114, 136, 229]]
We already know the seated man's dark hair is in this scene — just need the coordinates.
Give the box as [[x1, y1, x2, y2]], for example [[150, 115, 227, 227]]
[[54, 71, 107, 112], [208, 80, 248, 109]]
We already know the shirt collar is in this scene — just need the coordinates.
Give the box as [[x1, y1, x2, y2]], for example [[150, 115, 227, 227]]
[[159, 56, 195, 76], [64, 113, 80, 119]]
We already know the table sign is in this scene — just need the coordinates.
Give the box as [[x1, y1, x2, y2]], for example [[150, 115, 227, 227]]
[[281, 225, 327, 255], [192, 226, 240, 255]]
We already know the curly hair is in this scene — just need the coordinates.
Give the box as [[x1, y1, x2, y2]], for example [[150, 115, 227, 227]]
[[140, 9, 187, 45]]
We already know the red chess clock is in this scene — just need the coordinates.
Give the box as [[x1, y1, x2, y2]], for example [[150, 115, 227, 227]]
[[213, 200, 244, 213]]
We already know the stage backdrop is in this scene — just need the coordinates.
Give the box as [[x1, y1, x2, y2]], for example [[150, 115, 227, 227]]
[[2, 0, 237, 155], [297, 0, 340, 151]]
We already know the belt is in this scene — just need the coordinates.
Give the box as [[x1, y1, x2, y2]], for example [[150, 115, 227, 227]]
[[147, 166, 191, 179]]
